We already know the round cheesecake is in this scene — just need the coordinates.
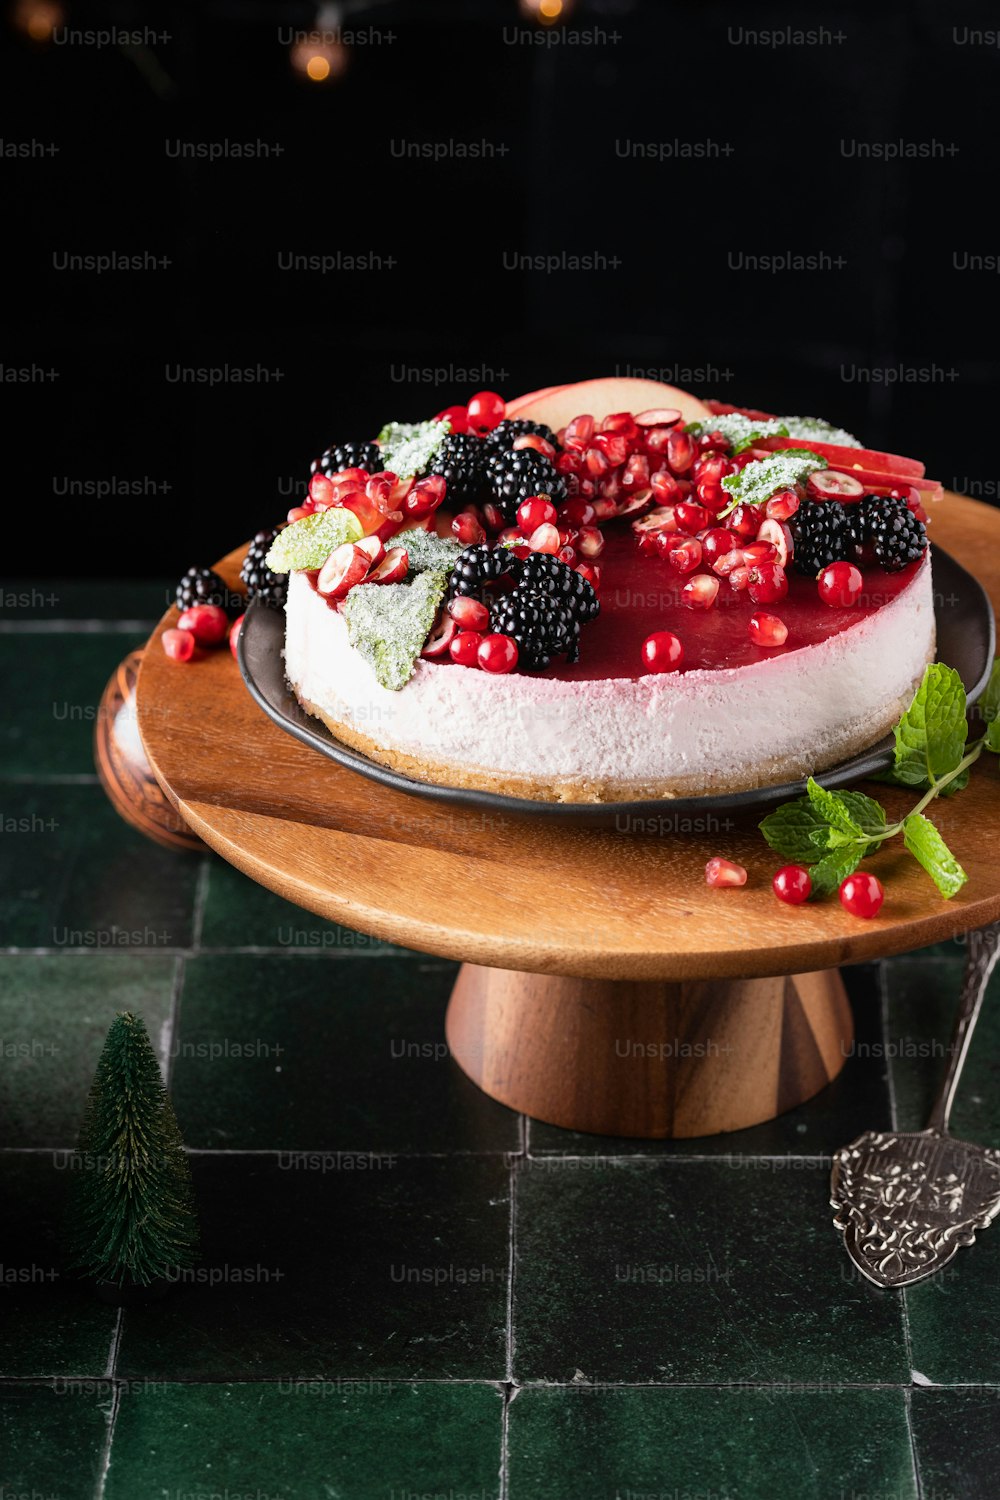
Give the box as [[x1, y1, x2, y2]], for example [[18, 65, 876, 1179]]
[[284, 545, 935, 802]]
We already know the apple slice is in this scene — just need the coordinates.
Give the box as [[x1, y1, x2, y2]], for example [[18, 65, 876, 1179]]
[[705, 399, 778, 421], [364, 546, 409, 584], [506, 377, 712, 431], [763, 435, 925, 478], [505, 383, 565, 417], [317, 542, 373, 601]]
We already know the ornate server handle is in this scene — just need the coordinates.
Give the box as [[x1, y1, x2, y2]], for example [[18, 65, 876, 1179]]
[[925, 920, 1000, 1134]]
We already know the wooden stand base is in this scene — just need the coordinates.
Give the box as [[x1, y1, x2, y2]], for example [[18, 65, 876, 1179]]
[[445, 963, 854, 1138]]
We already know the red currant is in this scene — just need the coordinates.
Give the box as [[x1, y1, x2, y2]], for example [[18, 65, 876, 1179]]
[[641, 632, 684, 673], [773, 865, 811, 904], [817, 562, 863, 608], [435, 404, 470, 434], [465, 391, 505, 433], [449, 630, 484, 667], [177, 603, 229, 647], [448, 596, 490, 632], [162, 628, 196, 663], [477, 634, 519, 674], [228, 613, 245, 661], [839, 872, 884, 919]]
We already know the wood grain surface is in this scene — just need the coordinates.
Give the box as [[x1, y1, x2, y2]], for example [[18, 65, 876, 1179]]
[[136, 494, 1000, 981]]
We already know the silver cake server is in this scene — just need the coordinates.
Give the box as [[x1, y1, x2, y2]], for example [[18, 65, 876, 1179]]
[[831, 920, 1000, 1288]]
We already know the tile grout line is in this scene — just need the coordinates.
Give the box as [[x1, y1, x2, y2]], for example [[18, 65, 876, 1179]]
[[93, 1309, 124, 1500], [0, 621, 158, 635], [498, 1119, 525, 1500], [190, 855, 211, 953], [880, 961, 925, 1500]]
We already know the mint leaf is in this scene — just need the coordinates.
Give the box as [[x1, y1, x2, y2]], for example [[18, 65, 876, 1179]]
[[377, 418, 450, 478], [759, 798, 835, 863], [830, 789, 887, 835], [808, 842, 869, 898], [265, 508, 363, 573], [342, 568, 447, 692], [903, 813, 968, 898], [805, 777, 866, 838], [718, 450, 827, 515], [779, 415, 862, 448], [889, 663, 969, 787], [978, 660, 1000, 753], [395, 527, 462, 574], [685, 414, 789, 455]]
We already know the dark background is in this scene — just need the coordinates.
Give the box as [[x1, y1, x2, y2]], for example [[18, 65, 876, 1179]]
[[3, 0, 999, 581]]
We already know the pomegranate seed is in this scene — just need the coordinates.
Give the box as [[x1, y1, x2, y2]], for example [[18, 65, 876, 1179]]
[[434, 404, 469, 434], [698, 430, 729, 452], [700, 527, 740, 567], [590, 496, 618, 521], [756, 519, 793, 567], [162, 627, 196, 663], [597, 471, 622, 504], [561, 498, 597, 527], [742, 541, 778, 564], [601, 411, 640, 442], [692, 453, 731, 486], [528, 522, 561, 554], [481, 503, 505, 533], [450, 630, 484, 667], [452, 511, 486, 546], [576, 562, 601, 592], [635, 407, 681, 428], [633, 505, 678, 537], [514, 433, 556, 459], [563, 413, 595, 450], [405, 475, 446, 518], [839, 872, 885, 919], [675, 502, 712, 533], [177, 604, 229, 647], [308, 473, 335, 506], [772, 865, 812, 905], [641, 631, 684, 673], [807, 469, 865, 501], [594, 433, 629, 468], [747, 562, 788, 605], [621, 453, 650, 491], [695, 479, 726, 513], [287, 505, 310, 523], [728, 502, 764, 540], [387, 474, 415, 507], [498, 527, 522, 547], [661, 535, 703, 574], [333, 467, 369, 488], [557, 545, 578, 565], [713, 548, 746, 578], [228, 614, 245, 660], [650, 471, 682, 504], [748, 612, 789, 648], [705, 858, 747, 889], [817, 561, 863, 607], [478, 633, 519, 674], [585, 445, 611, 477], [729, 565, 750, 592], [465, 390, 505, 434], [517, 496, 558, 534], [666, 430, 695, 474], [448, 596, 490, 631], [682, 575, 720, 610], [421, 612, 459, 658], [577, 526, 605, 559], [765, 488, 800, 522], [643, 427, 677, 456]]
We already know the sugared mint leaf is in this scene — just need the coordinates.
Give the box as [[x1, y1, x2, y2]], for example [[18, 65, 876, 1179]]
[[760, 797, 835, 863], [395, 527, 462, 574], [903, 813, 968, 898], [779, 415, 862, 448], [377, 418, 450, 478], [342, 568, 447, 691], [978, 660, 1000, 754], [808, 842, 869, 898], [265, 508, 363, 573], [685, 414, 789, 455], [718, 450, 827, 515], [889, 663, 969, 788]]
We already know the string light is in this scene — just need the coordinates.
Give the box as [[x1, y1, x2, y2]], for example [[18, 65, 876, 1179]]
[[290, 3, 349, 84], [519, 0, 575, 24], [12, 0, 65, 43]]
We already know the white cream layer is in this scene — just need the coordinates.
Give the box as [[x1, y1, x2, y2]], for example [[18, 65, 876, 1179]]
[[283, 554, 935, 788]]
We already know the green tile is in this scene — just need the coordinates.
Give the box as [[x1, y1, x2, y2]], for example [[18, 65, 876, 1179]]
[[905, 1216, 1000, 1383], [170, 953, 519, 1152], [0, 631, 144, 777], [513, 1158, 908, 1384], [0, 785, 200, 948], [911, 1387, 1000, 1500], [0, 954, 176, 1146], [200, 854, 400, 952], [0, 1153, 118, 1376], [508, 1386, 916, 1500], [529, 964, 890, 1158], [117, 1154, 509, 1380], [0, 1383, 109, 1498], [106, 1381, 502, 1500], [885, 956, 1000, 1144], [0, 576, 173, 620]]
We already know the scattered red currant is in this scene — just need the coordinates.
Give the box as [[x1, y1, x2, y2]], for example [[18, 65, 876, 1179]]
[[229, 613, 245, 661], [705, 857, 748, 888], [450, 630, 484, 667], [435, 404, 470, 434], [465, 391, 505, 433], [162, 628, 196, 663], [477, 634, 519, 674], [641, 632, 684, 673], [839, 872, 885, 919], [177, 603, 229, 647], [818, 562, 863, 608], [773, 865, 812, 904]]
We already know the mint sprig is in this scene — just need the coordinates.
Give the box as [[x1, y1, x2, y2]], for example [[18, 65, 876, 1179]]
[[760, 660, 1000, 901]]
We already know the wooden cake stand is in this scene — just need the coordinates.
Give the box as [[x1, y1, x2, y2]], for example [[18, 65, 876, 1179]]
[[134, 495, 1000, 1138]]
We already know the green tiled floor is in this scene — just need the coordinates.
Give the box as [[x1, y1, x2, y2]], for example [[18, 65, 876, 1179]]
[[2, 586, 999, 1497]]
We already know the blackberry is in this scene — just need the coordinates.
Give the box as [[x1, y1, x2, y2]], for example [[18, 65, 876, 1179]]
[[425, 431, 487, 506], [485, 447, 567, 523], [789, 500, 861, 576], [310, 440, 383, 477], [483, 418, 560, 455], [859, 494, 927, 572], [447, 542, 520, 598], [517, 553, 600, 622], [490, 590, 576, 671], [175, 566, 242, 618], [240, 528, 288, 609]]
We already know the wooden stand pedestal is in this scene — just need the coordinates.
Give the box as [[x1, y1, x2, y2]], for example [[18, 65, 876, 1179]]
[[445, 964, 854, 1138]]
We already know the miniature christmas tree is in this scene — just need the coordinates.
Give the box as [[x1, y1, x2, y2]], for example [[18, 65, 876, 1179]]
[[69, 1011, 199, 1288]]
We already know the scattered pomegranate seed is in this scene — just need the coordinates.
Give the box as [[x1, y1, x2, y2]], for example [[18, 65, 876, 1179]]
[[405, 475, 446, 518], [641, 631, 684, 673], [661, 535, 703, 574], [517, 496, 558, 534], [621, 453, 650, 491], [601, 411, 640, 442], [747, 562, 788, 605], [577, 526, 605, 559], [228, 614, 245, 661], [561, 498, 597, 527], [449, 596, 490, 631], [675, 502, 712, 533], [633, 505, 678, 537], [748, 612, 789, 648], [728, 502, 764, 540], [421, 612, 459, 658], [576, 562, 601, 592], [557, 545, 578, 565], [666, 430, 695, 474], [756, 518, 793, 567], [482, 503, 506, 533], [465, 391, 505, 434], [308, 473, 336, 506], [741, 541, 778, 564], [585, 445, 611, 477], [435, 403, 469, 434], [729, 565, 750, 592], [773, 865, 812, 904], [527, 522, 561, 554], [682, 575, 720, 610], [452, 511, 486, 546], [563, 413, 595, 450], [450, 630, 484, 667], [478, 633, 519, 674], [839, 872, 885, 919], [594, 433, 629, 468], [705, 858, 748, 889], [162, 627, 196, 663], [287, 505, 310, 523], [513, 433, 556, 459], [765, 488, 800, 521], [817, 561, 864, 607], [700, 527, 740, 567], [650, 471, 683, 505], [177, 604, 229, 647], [714, 548, 746, 578]]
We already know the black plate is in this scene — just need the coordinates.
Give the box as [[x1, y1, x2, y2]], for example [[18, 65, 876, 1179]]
[[238, 547, 995, 831]]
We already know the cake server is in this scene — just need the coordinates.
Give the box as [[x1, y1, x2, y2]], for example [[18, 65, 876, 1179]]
[[831, 920, 1000, 1288]]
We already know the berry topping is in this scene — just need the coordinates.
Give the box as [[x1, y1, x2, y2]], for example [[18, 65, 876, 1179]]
[[420, 611, 458, 659], [748, 612, 789, 648], [448, 541, 520, 598], [789, 499, 860, 575], [175, 566, 241, 618], [746, 562, 788, 605], [450, 630, 484, 667], [858, 494, 927, 571], [516, 552, 600, 622], [641, 631, 684, 674], [365, 547, 409, 585], [177, 604, 229, 647], [477, 633, 519, 674], [682, 575, 720, 610], [489, 591, 577, 671], [839, 872, 885, 919], [448, 596, 490, 632], [312, 440, 383, 478], [705, 858, 747, 888], [229, 613, 245, 661], [485, 446, 567, 523], [484, 417, 561, 456], [241, 528, 290, 610], [817, 561, 863, 607], [806, 469, 865, 501], [317, 542, 372, 601], [773, 865, 812, 904], [465, 390, 506, 434], [162, 627, 196, 663], [425, 431, 486, 506], [517, 495, 559, 534]]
